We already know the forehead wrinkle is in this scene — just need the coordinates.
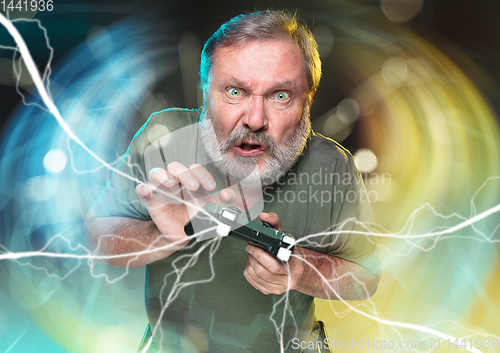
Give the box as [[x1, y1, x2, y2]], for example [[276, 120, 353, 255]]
[[211, 39, 309, 95]]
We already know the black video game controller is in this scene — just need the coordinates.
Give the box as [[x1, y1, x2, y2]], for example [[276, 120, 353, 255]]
[[184, 203, 296, 262]]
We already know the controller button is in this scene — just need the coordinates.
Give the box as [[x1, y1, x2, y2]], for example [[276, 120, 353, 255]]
[[221, 210, 237, 221], [282, 235, 295, 246], [277, 248, 292, 262], [228, 206, 242, 214], [216, 223, 231, 237], [262, 221, 272, 228]]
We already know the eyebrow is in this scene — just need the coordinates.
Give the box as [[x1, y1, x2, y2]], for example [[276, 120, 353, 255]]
[[227, 78, 297, 91], [271, 81, 295, 90]]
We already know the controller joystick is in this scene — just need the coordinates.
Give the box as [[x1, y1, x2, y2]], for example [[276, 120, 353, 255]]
[[262, 221, 272, 228]]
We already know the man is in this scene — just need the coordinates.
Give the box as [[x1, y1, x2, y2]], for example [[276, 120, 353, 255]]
[[86, 10, 381, 353]]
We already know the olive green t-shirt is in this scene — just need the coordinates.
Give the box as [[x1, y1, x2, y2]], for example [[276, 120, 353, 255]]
[[93, 108, 380, 353]]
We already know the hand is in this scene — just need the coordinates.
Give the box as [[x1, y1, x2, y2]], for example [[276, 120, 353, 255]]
[[243, 212, 305, 295], [135, 163, 236, 252]]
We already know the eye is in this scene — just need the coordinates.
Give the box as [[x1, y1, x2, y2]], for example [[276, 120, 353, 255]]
[[275, 91, 290, 101], [228, 88, 242, 96]]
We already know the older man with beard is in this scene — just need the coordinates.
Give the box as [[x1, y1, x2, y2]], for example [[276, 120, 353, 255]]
[[86, 10, 380, 353]]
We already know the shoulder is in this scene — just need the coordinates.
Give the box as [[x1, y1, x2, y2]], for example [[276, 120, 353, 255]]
[[302, 130, 357, 174], [148, 107, 200, 126], [129, 107, 200, 151], [136, 107, 200, 140]]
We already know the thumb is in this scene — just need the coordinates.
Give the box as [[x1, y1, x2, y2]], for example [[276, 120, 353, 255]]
[[135, 184, 165, 217], [258, 212, 285, 231]]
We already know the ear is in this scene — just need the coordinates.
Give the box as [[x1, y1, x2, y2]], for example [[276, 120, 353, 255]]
[[308, 90, 316, 109]]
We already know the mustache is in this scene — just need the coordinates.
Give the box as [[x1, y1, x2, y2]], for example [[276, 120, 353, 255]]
[[221, 128, 277, 155]]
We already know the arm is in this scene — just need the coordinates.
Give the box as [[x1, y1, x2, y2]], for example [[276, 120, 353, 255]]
[[243, 212, 381, 300], [294, 247, 380, 300], [86, 164, 237, 267], [85, 208, 177, 268]]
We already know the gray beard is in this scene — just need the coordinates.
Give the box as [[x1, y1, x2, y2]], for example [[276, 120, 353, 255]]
[[199, 105, 311, 187]]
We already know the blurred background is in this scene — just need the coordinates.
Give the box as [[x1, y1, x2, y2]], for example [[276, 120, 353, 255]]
[[0, 0, 499, 352]]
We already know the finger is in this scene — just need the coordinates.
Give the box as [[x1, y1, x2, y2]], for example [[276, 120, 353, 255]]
[[135, 184, 159, 210], [245, 259, 296, 293], [188, 164, 217, 191], [243, 267, 273, 295], [217, 188, 236, 205], [246, 252, 277, 283], [246, 244, 288, 275], [148, 168, 182, 204], [167, 162, 200, 191], [148, 168, 175, 189], [244, 261, 288, 295], [258, 212, 284, 231]]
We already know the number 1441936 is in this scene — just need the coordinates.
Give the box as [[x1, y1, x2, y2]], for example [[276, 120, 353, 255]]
[[446, 337, 498, 350], [1, 0, 53, 12]]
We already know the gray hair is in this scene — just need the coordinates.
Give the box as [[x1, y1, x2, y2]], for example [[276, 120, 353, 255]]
[[199, 10, 321, 97]]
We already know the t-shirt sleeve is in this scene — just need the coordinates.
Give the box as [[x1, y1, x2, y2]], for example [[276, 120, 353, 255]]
[[91, 108, 201, 220], [91, 126, 151, 220], [267, 134, 381, 276], [325, 156, 380, 276]]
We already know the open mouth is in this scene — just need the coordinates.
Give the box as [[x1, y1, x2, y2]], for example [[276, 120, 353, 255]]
[[240, 142, 261, 150], [234, 140, 265, 156]]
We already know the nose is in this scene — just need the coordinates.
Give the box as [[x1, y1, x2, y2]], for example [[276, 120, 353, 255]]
[[243, 96, 268, 132]]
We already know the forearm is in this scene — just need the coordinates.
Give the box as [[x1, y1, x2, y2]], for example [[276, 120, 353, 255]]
[[84, 209, 180, 267], [294, 247, 381, 300]]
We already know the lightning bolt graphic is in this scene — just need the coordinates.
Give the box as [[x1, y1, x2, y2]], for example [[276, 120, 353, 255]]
[[1, 10, 499, 353]]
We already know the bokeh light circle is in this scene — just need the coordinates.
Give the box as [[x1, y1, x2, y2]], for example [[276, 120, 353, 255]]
[[43, 149, 67, 174], [354, 148, 378, 173]]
